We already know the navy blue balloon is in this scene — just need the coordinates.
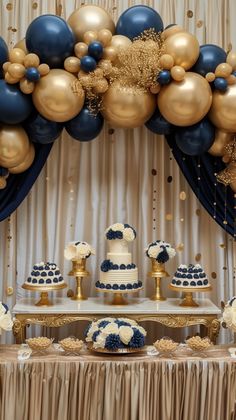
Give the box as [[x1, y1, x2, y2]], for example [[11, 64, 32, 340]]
[[175, 119, 215, 156], [80, 55, 97, 72], [157, 70, 171, 85], [192, 44, 227, 76], [145, 108, 173, 135], [25, 67, 40, 82], [0, 167, 9, 177], [26, 15, 75, 68], [0, 37, 8, 79], [65, 107, 104, 141], [24, 112, 63, 144], [214, 77, 228, 91], [0, 80, 32, 124], [88, 41, 103, 61], [116, 5, 164, 40]]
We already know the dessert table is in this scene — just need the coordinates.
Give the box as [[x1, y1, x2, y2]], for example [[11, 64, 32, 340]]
[[0, 344, 235, 420], [13, 297, 221, 344]]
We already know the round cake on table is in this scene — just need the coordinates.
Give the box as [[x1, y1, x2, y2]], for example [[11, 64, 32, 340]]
[[24, 262, 65, 287], [171, 264, 210, 288], [96, 223, 142, 292]]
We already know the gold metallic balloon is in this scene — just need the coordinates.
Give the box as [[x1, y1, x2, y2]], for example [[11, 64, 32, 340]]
[[215, 62, 232, 78], [8, 63, 25, 79], [159, 54, 174, 69], [102, 46, 117, 62], [14, 38, 28, 54], [4, 72, 19, 84], [0, 125, 29, 168], [9, 48, 26, 64], [74, 42, 88, 58], [226, 74, 236, 85], [83, 30, 98, 45], [24, 53, 40, 68], [208, 129, 233, 156], [227, 51, 236, 70], [32, 69, 85, 122], [93, 78, 109, 93], [165, 32, 200, 70], [206, 72, 215, 82], [162, 25, 183, 40], [150, 83, 161, 94], [209, 84, 236, 132], [102, 81, 156, 128], [20, 78, 35, 94], [170, 65, 185, 81], [38, 63, 50, 76], [3, 61, 11, 73], [67, 5, 115, 42], [158, 72, 212, 126], [98, 29, 113, 47], [109, 35, 132, 66], [64, 56, 80, 73], [98, 59, 113, 75], [9, 143, 35, 174]]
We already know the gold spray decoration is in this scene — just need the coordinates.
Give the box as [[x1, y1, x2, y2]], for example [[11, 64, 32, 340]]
[[222, 139, 236, 163], [217, 138, 236, 186]]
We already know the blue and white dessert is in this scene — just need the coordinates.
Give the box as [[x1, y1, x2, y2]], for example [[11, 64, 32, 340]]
[[25, 262, 64, 286], [97, 223, 142, 291], [171, 264, 209, 288]]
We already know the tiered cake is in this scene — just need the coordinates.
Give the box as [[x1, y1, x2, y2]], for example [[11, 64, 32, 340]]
[[25, 262, 65, 286], [96, 223, 142, 291], [171, 264, 209, 288]]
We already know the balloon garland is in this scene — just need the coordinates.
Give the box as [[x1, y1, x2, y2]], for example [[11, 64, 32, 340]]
[[0, 4, 235, 194]]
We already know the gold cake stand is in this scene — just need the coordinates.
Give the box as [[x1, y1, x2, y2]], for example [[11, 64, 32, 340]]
[[22, 283, 67, 306], [96, 287, 143, 305], [148, 259, 169, 301], [68, 259, 90, 301], [169, 284, 212, 307]]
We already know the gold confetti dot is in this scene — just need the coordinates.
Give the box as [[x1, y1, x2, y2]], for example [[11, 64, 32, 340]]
[[223, 266, 227, 270], [196, 209, 201, 216], [12, 28, 17, 32], [166, 213, 173, 221], [187, 10, 193, 18], [6, 287, 13, 296], [32, 2, 38, 9], [219, 243, 226, 248], [223, 220, 228, 225], [176, 243, 184, 251], [197, 20, 203, 28], [195, 253, 201, 262], [179, 191, 186, 200], [6, 3, 13, 10], [211, 272, 217, 279], [180, 218, 184, 222]]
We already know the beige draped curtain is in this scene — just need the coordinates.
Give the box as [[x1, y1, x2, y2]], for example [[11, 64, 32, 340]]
[[0, 0, 235, 343]]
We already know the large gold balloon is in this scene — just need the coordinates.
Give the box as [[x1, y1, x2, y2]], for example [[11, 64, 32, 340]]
[[109, 35, 132, 66], [0, 125, 29, 168], [227, 51, 236, 70], [165, 32, 200, 70], [102, 81, 156, 128], [9, 143, 35, 174], [158, 72, 212, 126], [14, 38, 28, 54], [67, 5, 115, 42], [162, 25, 183, 40], [209, 84, 236, 132], [208, 129, 233, 156], [32, 69, 85, 122]]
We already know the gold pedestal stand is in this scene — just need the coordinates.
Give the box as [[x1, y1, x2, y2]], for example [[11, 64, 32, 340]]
[[97, 288, 143, 305], [169, 284, 212, 307], [148, 259, 169, 301], [22, 283, 67, 306], [68, 259, 90, 301]]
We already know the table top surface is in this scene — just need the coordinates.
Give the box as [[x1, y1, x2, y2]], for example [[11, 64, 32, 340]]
[[13, 297, 221, 315]]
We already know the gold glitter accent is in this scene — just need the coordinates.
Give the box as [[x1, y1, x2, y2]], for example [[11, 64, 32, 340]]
[[195, 253, 201, 262], [179, 191, 186, 200], [6, 287, 13, 296], [223, 220, 228, 225], [219, 243, 226, 248], [187, 10, 193, 18], [6, 3, 13, 10], [211, 272, 217, 279], [196, 209, 201, 216], [166, 213, 173, 221], [196, 20, 203, 28], [217, 165, 236, 185], [77, 72, 106, 114], [176, 243, 184, 251], [32, 2, 38, 9]]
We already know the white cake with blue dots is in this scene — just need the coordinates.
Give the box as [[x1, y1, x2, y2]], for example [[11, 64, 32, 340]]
[[171, 264, 209, 288], [25, 262, 64, 287]]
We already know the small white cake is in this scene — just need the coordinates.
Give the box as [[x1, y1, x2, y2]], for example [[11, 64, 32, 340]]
[[171, 264, 209, 288], [25, 262, 64, 286]]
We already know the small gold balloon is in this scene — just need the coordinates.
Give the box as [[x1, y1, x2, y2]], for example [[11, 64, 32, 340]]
[[9, 143, 35, 174], [14, 38, 28, 54], [162, 25, 183, 40], [9, 48, 26, 64], [20, 78, 35, 94], [209, 84, 236, 132], [227, 51, 236, 70], [103, 46, 117, 62], [102, 81, 156, 128], [83, 30, 98, 45], [170, 65, 185, 81], [208, 129, 233, 156], [165, 31, 200, 70], [0, 177, 7, 189], [215, 62, 232, 78], [226, 74, 236, 85], [64, 56, 80, 73], [74, 42, 88, 58], [8, 63, 25, 79], [24, 53, 40, 68], [0, 125, 29, 168], [94, 68, 104, 78], [150, 83, 161, 94], [230, 180, 236, 192], [4, 72, 19, 84], [159, 54, 174, 70], [158, 72, 212, 126], [67, 5, 115, 42], [3, 61, 11, 72], [98, 59, 113, 75], [98, 29, 113, 47], [38, 63, 50, 76], [109, 35, 132, 66], [206, 72, 216, 82], [93, 78, 109, 93], [32, 69, 85, 122]]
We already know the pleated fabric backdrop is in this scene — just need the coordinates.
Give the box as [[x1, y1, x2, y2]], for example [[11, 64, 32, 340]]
[[0, 0, 235, 343]]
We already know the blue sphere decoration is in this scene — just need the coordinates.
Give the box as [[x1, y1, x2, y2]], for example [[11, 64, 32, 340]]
[[0, 80, 32, 124], [157, 70, 171, 85], [24, 111, 63, 144], [145, 108, 173, 135], [25, 67, 40, 82], [88, 41, 103, 61], [0, 37, 8, 79], [80, 55, 97, 73], [26, 15, 75, 68], [214, 77, 228, 91], [65, 106, 104, 141], [192, 44, 227, 77], [116, 5, 164, 40], [175, 119, 215, 156]]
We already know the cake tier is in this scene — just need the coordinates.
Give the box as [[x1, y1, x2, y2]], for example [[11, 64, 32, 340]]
[[25, 262, 64, 287], [108, 239, 129, 253], [171, 277, 209, 288], [96, 278, 142, 291], [107, 252, 131, 265], [100, 267, 138, 285]]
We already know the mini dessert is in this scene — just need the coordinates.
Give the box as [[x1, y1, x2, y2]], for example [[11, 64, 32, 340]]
[[64, 241, 95, 261], [171, 264, 209, 288], [59, 337, 84, 353], [145, 240, 176, 263], [186, 336, 212, 351], [153, 337, 179, 354], [26, 337, 53, 351]]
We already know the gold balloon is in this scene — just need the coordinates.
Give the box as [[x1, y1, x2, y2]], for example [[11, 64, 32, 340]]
[[150, 83, 161, 94], [98, 59, 113, 75], [209, 84, 236, 132], [165, 32, 200, 70], [162, 25, 183, 40], [83, 30, 98, 45], [3, 61, 10, 73], [9, 48, 26, 64], [24, 53, 40, 68], [109, 35, 132, 66], [14, 38, 28, 54], [68, 5, 115, 42], [93, 78, 109, 93], [38, 63, 50, 76], [215, 62, 232, 78], [158, 72, 212, 126], [170, 65, 185, 81], [4, 72, 19, 84], [206, 72, 215, 82], [9, 143, 35, 174], [98, 29, 113, 47], [103, 46, 117, 62], [74, 42, 88, 58], [20, 78, 35, 94], [64, 56, 80, 73], [32, 69, 85, 122], [8, 63, 25, 79], [102, 81, 156, 128], [159, 54, 174, 70], [226, 74, 236, 85], [227, 51, 236, 70], [208, 129, 233, 156], [0, 125, 29, 168]]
